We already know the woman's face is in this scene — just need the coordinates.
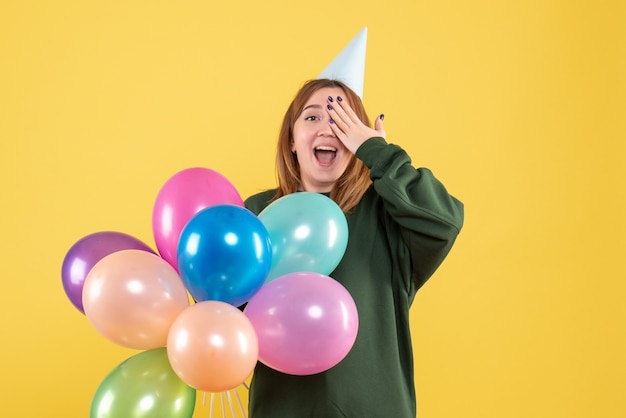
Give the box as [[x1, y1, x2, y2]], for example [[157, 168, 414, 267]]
[[291, 86, 351, 192]]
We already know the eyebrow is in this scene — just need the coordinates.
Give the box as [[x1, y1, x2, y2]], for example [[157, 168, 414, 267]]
[[302, 104, 323, 111]]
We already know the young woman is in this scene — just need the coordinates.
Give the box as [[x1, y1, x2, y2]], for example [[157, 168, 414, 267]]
[[245, 78, 464, 417]]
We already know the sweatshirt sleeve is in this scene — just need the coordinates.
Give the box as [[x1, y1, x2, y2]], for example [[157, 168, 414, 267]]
[[356, 136, 464, 295]]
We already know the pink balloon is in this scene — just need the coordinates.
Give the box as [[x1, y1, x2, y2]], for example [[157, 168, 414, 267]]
[[244, 272, 358, 375], [152, 167, 244, 270], [167, 301, 259, 392], [82, 250, 190, 350]]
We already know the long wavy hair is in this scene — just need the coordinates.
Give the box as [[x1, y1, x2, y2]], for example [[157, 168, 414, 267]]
[[272, 79, 372, 213]]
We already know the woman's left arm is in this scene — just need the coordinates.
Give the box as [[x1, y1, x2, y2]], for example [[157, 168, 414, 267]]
[[328, 99, 464, 290], [358, 136, 464, 294]]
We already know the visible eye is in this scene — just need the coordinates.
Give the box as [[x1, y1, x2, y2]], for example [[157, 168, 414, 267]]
[[304, 115, 320, 121]]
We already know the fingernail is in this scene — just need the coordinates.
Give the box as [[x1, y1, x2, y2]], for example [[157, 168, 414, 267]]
[[337, 96, 343, 102], [329, 118, 335, 124], [379, 114, 385, 121], [328, 96, 334, 102], [327, 104, 333, 110]]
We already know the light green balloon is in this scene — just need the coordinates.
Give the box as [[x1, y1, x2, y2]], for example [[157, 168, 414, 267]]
[[90, 348, 196, 418], [258, 192, 349, 283]]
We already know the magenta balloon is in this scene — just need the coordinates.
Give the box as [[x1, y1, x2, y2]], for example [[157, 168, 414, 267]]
[[244, 272, 359, 375], [61, 231, 155, 314], [152, 167, 244, 270]]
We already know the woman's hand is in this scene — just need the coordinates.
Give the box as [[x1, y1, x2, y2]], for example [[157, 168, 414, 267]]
[[326, 95, 386, 154]]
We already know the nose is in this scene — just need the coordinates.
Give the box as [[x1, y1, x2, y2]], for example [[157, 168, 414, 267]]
[[318, 121, 335, 137]]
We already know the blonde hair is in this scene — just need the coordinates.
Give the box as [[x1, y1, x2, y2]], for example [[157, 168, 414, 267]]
[[273, 79, 372, 213]]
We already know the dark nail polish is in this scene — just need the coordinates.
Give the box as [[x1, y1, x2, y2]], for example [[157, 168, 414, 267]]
[[328, 96, 334, 102], [380, 114, 385, 121], [329, 118, 334, 124], [327, 104, 333, 110], [337, 96, 343, 102]]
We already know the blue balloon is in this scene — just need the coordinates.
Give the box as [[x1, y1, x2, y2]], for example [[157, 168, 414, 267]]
[[258, 192, 348, 283], [177, 205, 272, 306]]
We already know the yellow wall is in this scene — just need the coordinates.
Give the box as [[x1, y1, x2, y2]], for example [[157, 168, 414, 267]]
[[1, 0, 624, 417]]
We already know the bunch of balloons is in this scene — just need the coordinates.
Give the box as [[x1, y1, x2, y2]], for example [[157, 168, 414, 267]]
[[61, 167, 359, 418]]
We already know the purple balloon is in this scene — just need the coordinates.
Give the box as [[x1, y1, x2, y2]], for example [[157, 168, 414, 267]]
[[244, 272, 359, 375], [61, 231, 155, 314]]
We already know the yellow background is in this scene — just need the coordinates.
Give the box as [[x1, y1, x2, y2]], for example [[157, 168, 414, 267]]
[[1, 0, 624, 417]]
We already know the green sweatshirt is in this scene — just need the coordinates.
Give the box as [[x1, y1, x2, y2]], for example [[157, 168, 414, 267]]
[[244, 137, 464, 417]]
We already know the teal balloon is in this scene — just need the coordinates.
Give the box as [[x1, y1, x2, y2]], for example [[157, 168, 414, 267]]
[[90, 348, 196, 418], [258, 192, 348, 283]]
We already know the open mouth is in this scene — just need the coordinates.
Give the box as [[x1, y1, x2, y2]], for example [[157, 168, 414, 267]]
[[314, 145, 337, 164]]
